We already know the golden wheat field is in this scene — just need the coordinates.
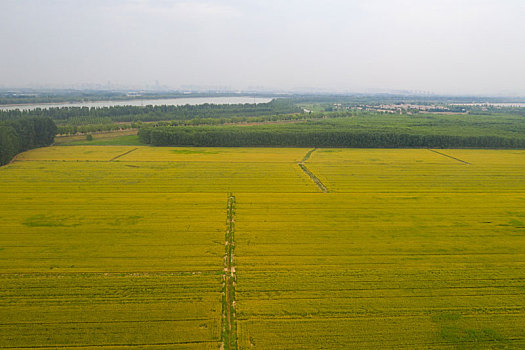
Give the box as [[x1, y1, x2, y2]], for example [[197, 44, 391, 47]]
[[1, 146, 524, 349]]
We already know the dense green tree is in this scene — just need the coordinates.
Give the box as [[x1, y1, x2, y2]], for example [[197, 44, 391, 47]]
[[0, 117, 57, 165]]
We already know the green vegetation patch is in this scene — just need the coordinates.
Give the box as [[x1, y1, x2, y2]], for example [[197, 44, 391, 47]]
[[508, 219, 524, 227], [108, 215, 143, 226], [440, 326, 507, 345], [432, 312, 509, 348], [432, 312, 463, 322], [61, 134, 143, 146], [171, 149, 220, 154], [23, 214, 81, 227]]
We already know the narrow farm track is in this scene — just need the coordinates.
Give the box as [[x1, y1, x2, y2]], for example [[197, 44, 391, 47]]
[[301, 148, 317, 163], [299, 148, 329, 193], [110, 147, 138, 161], [428, 149, 471, 165], [222, 194, 237, 350], [0, 340, 218, 349]]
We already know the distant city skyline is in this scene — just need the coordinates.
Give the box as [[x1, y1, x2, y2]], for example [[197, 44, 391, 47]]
[[1, 0, 524, 96]]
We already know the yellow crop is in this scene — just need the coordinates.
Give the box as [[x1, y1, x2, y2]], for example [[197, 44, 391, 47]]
[[1, 146, 524, 349]]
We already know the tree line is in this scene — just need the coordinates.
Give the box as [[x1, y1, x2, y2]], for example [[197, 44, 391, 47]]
[[138, 122, 525, 149], [0, 99, 300, 126], [0, 117, 57, 165], [54, 109, 316, 135]]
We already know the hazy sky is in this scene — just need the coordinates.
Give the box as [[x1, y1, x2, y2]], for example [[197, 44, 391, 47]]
[[1, 0, 524, 95]]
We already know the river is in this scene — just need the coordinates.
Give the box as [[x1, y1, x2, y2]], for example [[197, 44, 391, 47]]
[[0, 96, 273, 111]]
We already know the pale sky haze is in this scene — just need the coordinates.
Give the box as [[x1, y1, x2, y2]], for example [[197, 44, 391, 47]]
[[0, 0, 523, 95]]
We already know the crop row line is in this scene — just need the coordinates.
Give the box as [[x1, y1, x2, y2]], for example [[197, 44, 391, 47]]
[[0, 340, 218, 349], [0, 318, 215, 325], [236, 292, 525, 300], [235, 313, 525, 321]]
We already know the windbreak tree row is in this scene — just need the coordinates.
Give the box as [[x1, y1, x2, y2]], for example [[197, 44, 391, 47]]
[[138, 125, 525, 149], [0, 117, 57, 165]]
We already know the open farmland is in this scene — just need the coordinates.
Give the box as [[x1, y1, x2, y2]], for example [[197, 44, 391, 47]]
[[236, 149, 525, 349], [1, 146, 524, 349]]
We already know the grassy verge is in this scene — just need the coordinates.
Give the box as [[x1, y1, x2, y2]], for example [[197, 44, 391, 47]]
[[55, 130, 143, 146]]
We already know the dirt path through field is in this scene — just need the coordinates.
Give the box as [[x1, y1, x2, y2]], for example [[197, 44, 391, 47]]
[[428, 149, 471, 165], [299, 148, 329, 193], [110, 147, 138, 161], [222, 194, 237, 350]]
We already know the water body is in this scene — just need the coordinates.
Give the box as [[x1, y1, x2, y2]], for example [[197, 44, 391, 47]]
[[0, 96, 273, 111], [451, 102, 525, 107]]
